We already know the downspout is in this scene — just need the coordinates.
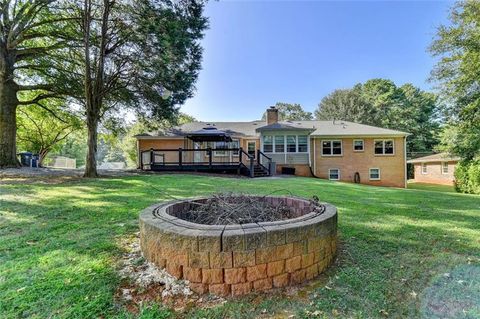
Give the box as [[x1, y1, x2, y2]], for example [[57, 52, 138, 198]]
[[309, 137, 321, 178]]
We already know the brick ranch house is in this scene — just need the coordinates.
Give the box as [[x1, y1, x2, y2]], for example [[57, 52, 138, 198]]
[[135, 106, 409, 188], [407, 153, 459, 186]]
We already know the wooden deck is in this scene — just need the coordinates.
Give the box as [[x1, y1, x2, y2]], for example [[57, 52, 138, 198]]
[[140, 148, 273, 177]]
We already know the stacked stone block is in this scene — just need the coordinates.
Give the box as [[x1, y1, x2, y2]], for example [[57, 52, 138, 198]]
[[140, 196, 337, 297]]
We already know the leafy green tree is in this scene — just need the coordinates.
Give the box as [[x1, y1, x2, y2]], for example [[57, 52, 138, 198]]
[[315, 79, 440, 154], [16, 103, 81, 166], [262, 102, 313, 121], [65, 0, 208, 177], [315, 87, 375, 124], [430, 0, 480, 161], [0, 1, 76, 167]]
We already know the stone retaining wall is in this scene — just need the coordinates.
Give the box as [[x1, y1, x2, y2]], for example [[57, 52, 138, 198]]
[[139, 196, 337, 297]]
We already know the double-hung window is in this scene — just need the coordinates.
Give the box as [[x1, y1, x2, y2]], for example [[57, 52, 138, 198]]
[[369, 168, 381, 180], [422, 163, 427, 174], [442, 162, 449, 174], [374, 139, 394, 155], [329, 169, 340, 181], [322, 140, 342, 156], [298, 136, 308, 152], [286, 135, 297, 153], [274, 136, 285, 153], [263, 136, 273, 153], [353, 140, 364, 151]]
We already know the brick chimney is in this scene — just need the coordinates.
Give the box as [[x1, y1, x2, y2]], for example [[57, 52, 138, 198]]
[[266, 106, 279, 125]]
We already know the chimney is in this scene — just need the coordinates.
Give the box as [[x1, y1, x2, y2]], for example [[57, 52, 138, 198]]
[[266, 106, 279, 125]]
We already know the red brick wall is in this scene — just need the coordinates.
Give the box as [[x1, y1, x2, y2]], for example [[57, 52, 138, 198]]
[[412, 162, 456, 185], [312, 137, 406, 188]]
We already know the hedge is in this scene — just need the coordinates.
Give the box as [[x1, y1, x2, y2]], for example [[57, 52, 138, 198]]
[[454, 159, 480, 194]]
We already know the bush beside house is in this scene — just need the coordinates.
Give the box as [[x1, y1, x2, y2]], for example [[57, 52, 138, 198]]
[[454, 160, 480, 194]]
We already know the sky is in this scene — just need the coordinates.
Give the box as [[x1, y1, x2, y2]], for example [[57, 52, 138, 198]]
[[181, 0, 452, 122]]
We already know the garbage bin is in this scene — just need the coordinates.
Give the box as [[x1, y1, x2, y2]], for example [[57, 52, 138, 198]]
[[17, 152, 39, 167], [18, 152, 33, 167], [31, 154, 39, 168]]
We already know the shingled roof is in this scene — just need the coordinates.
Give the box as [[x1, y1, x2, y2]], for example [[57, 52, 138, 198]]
[[136, 120, 409, 138], [407, 153, 460, 164]]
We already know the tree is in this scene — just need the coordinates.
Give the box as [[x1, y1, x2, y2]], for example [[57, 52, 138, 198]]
[[315, 87, 375, 124], [262, 102, 313, 121], [430, 0, 480, 161], [67, 0, 207, 177], [0, 1, 76, 167], [315, 79, 440, 154], [16, 103, 81, 166]]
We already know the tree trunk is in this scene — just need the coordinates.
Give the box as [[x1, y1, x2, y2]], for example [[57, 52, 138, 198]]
[[84, 114, 98, 177], [0, 77, 19, 168]]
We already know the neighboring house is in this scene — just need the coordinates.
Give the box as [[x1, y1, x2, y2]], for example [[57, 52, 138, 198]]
[[135, 106, 409, 187], [408, 153, 460, 186]]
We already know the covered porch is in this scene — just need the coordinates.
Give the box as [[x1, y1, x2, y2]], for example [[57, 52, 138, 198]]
[[139, 127, 273, 177]]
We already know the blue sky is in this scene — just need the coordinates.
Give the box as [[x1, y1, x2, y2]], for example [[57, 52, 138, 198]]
[[181, 0, 452, 121]]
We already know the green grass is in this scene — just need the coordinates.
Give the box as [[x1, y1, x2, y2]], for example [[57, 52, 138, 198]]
[[1, 174, 479, 318], [408, 181, 456, 193]]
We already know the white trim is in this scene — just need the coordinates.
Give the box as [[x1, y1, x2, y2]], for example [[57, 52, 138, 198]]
[[321, 140, 343, 157], [313, 138, 316, 175], [261, 134, 310, 155], [353, 139, 364, 152], [441, 161, 449, 174], [374, 139, 395, 156], [369, 168, 381, 181], [328, 168, 340, 181]]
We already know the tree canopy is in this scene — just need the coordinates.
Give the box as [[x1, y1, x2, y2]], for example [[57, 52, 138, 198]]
[[315, 79, 440, 155], [262, 102, 313, 121], [430, 0, 480, 161]]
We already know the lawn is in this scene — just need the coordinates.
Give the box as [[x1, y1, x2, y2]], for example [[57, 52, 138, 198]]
[[408, 181, 456, 193], [1, 174, 479, 318]]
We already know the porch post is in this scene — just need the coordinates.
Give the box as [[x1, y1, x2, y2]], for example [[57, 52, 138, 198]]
[[238, 147, 243, 163], [150, 148, 153, 166], [208, 147, 212, 168], [179, 148, 183, 169], [249, 157, 254, 178]]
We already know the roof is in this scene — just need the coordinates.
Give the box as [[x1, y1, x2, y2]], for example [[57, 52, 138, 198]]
[[407, 153, 460, 164], [135, 120, 409, 139]]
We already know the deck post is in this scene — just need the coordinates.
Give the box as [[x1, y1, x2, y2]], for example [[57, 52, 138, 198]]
[[249, 157, 254, 178], [150, 148, 154, 166], [208, 148, 212, 168], [179, 148, 183, 169], [238, 147, 243, 164]]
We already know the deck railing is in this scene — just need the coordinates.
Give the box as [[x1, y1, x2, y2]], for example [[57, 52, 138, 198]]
[[257, 150, 273, 175], [141, 147, 247, 169]]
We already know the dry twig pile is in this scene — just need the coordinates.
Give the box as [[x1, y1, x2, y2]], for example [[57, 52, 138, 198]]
[[183, 193, 320, 225]]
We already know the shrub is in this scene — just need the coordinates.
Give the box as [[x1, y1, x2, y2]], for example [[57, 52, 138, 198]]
[[454, 159, 480, 194]]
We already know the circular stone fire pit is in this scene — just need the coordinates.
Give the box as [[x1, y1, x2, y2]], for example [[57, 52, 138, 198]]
[[139, 196, 337, 297]]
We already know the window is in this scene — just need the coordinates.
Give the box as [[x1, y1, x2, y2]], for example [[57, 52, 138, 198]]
[[214, 141, 228, 156], [231, 140, 240, 156], [369, 168, 381, 180], [263, 135, 273, 153], [374, 139, 394, 155], [329, 169, 340, 181], [353, 140, 364, 151], [287, 135, 297, 153], [298, 135, 308, 152], [322, 140, 342, 156], [274, 136, 285, 153], [442, 162, 448, 174], [422, 163, 427, 174]]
